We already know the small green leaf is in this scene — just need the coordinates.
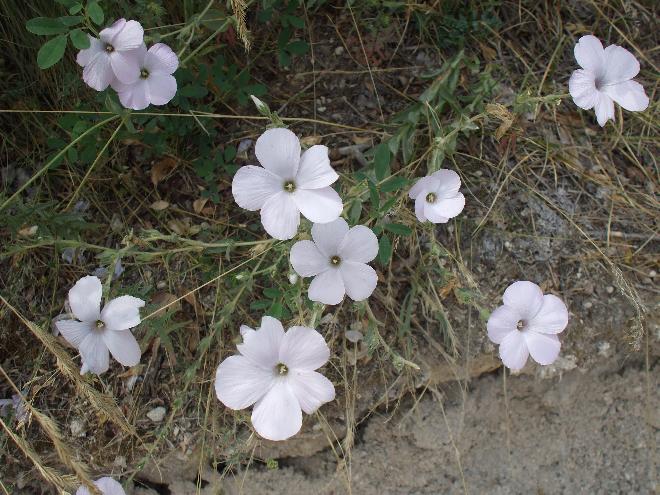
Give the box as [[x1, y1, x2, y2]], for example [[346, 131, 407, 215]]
[[378, 234, 392, 265], [37, 35, 68, 69], [69, 3, 84, 14], [380, 176, 408, 193], [69, 29, 90, 49], [287, 40, 309, 55], [374, 143, 391, 181], [384, 223, 412, 236], [26, 17, 67, 35], [86, 1, 104, 25], [59, 15, 84, 26]]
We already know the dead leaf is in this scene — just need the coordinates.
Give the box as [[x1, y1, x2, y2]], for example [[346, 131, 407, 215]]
[[151, 157, 178, 186], [150, 200, 170, 211], [150, 292, 181, 317], [18, 225, 38, 237], [300, 135, 322, 147], [193, 198, 208, 214]]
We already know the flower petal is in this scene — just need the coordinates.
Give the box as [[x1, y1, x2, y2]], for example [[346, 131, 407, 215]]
[[147, 74, 177, 106], [340, 262, 377, 301], [486, 305, 520, 344], [144, 43, 179, 75], [431, 169, 461, 199], [524, 331, 560, 366], [295, 145, 338, 189], [527, 294, 568, 335], [414, 196, 427, 222], [602, 44, 640, 85], [112, 20, 144, 51], [293, 187, 343, 224], [251, 381, 302, 441], [308, 269, 345, 305], [110, 50, 140, 84], [255, 128, 300, 179], [261, 192, 300, 240], [311, 217, 349, 257], [408, 176, 435, 199], [76, 477, 126, 495], [82, 52, 114, 91], [290, 240, 329, 277], [68, 276, 102, 323], [498, 330, 529, 371], [100, 295, 145, 331], [569, 69, 598, 110], [215, 355, 274, 409], [279, 326, 330, 371], [231, 165, 281, 211], [288, 370, 335, 414], [103, 329, 141, 367], [76, 36, 104, 67], [602, 80, 649, 112], [423, 193, 465, 223], [502, 281, 543, 321], [79, 332, 109, 375], [237, 316, 285, 369], [116, 79, 149, 110], [99, 18, 127, 44], [338, 225, 379, 263], [55, 319, 93, 349], [574, 35, 605, 74], [594, 93, 615, 127]]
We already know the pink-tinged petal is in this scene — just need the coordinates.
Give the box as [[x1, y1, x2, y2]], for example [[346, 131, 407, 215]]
[[231, 165, 281, 211], [147, 74, 177, 106], [574, 35, 605, 74], [237, 316, 285, 369], [487, 305, 520, 344], [76, 36, 104, 67], [293, 187, 343, 223], [311, 217, 349, 257], [602, 80, 649, 112], [215, 355, 274, 409], [279, 326, 330, 371], [110, 51, 140, 84], [116, 79, 150, 110], [594, 93, 615, 127], [431, 169, 461, 198], [502, 281, 543, 321], [112, 20, 144, 51], [102, 329, 141, 367], [340, 262, 377, 301], [79, 332, 109, 375], [240, 325, 255, 338], [290, 240, 329, 277], [100, 295, 145, 331], [77, 477, 126, 495], [99, 18, 127, 45], [339, 225, 378, 263], [144, 43, 179, 75], [68, 275, 102, 323], [527, 294, 568, 335], [82, 52, 114, 91], [251, 381, 302, 441], [524, 331, 560, 366], [261, 192, 300, 240], [408, 175, 438, 199], [295, 145, 338, 189], [414, 196, 427, 222], [308, 269, 345, 305], [288, 370, 335, 414], [602, 44, 640, 85], [569, 69, 598, 110], [255, 128, 301, 179], [55, 319, 93, 349], [498, 330, 529, 371], [424, 193, 465, 223]]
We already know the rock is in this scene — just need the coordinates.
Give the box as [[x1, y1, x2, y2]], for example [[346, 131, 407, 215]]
[[147, 406, 166, 422]]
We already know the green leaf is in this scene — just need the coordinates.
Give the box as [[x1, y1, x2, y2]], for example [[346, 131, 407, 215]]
[[374, 143, 391, 181], [37, 35, 68, 69], [368, 181, 380, 211], [86, 1, 104, 25], [59, 15, 84, 26], [380, 176, 408, 193], [69, 3, 84, 14], [26, 17, 67, 35], [384, 223, 412, 236], [56, 0, 79, 7], [287, 40, 309, 55], [378, 234, 392, 265], [69, 29, 90, 49]]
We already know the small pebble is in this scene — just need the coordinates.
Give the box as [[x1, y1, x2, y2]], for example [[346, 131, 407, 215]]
[[334, 46, 344, 56], [346, 330, 363, 343], [583, 301, 593, 309], [649, 270, 657, 278], [147, 406, 166, 422], [605, 286, 614, 294], [156, 281, 167, 290]]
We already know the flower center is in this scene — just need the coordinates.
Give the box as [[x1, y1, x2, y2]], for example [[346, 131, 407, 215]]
[[275, 363, 288, 375], [516, 320, 526, 331], [283, 180, 296, 193], [426, 192, 437, 203], [140, 69, 150, 79], [330, 255, 341, 266], [105, 44, 114, 53], [95, 320, 105, 329]]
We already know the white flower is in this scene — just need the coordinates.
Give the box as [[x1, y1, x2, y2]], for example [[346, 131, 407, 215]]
[[215, 316, 335, 441], [231, 128, 343, 240], [569, 35, 649, 127], [111, 43, 179, 110], [487, 281, 569, 371], [408, 169, 465, 223], [76, 477, 125, 495], [55, 276, 144, 375], [76, 19, 144, 91], [290, 218, 379, 305]]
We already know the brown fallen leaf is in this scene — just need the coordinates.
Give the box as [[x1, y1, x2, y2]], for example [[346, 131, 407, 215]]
[[150, 200, 170, 211], [300, 135, 322, 147], [193, 197, 208, 214], [151, 156, 178, 186]]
